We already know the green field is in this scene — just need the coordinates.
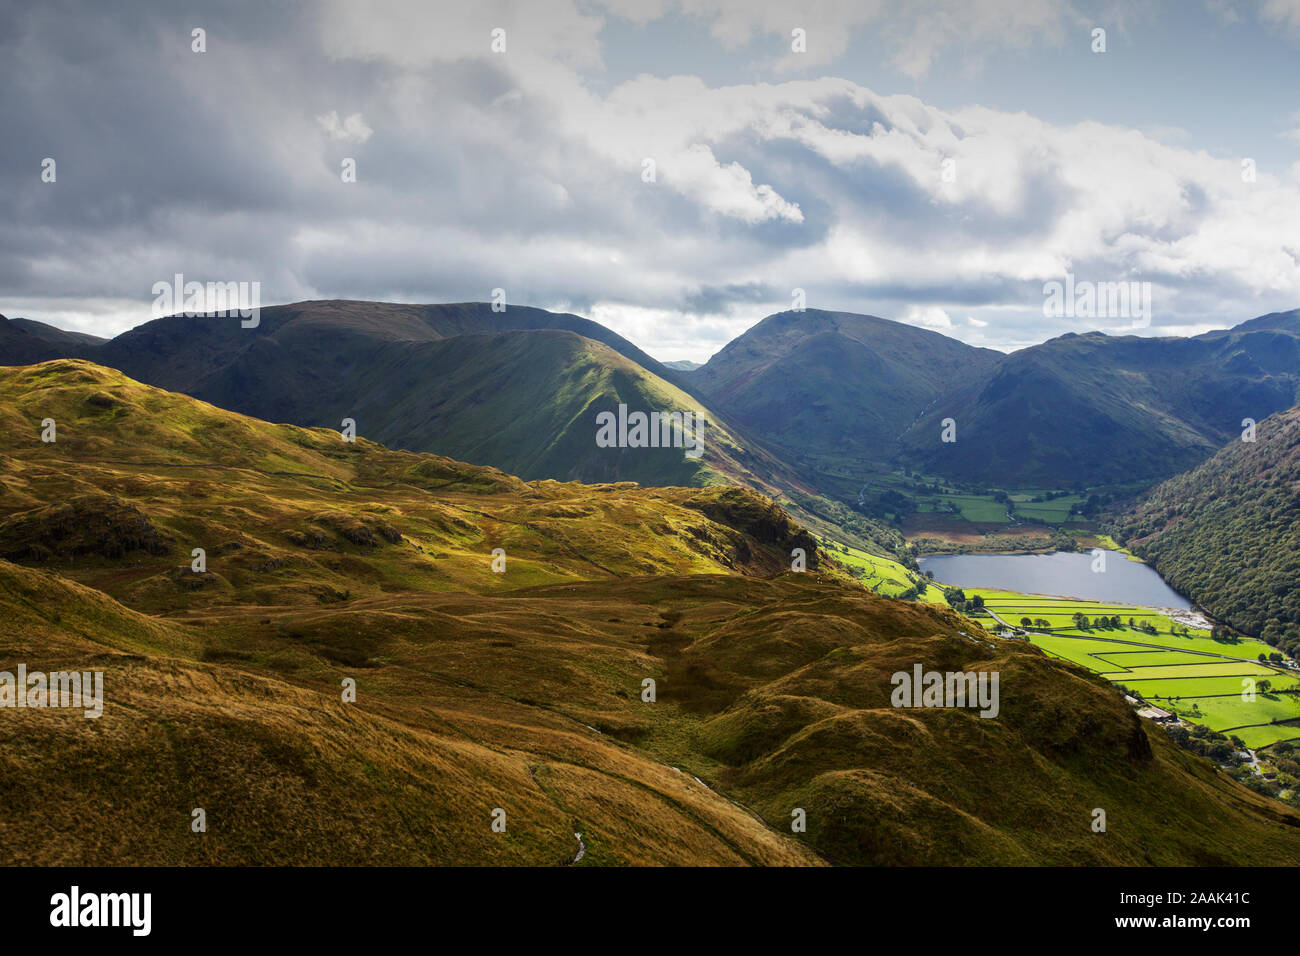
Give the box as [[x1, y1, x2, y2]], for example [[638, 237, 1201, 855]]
[[822, 539, 946, 603], [821, 541, 1300, 749], [862, 471, 1089, 526], [920, 494, 1010, 523], [1009, 493, 1084, 523], [967, 588, 1300, 747], [826, 541, 1300, 747]]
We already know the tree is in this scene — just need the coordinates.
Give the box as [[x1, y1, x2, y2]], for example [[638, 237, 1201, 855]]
[[1021, 617, 1033, 627]]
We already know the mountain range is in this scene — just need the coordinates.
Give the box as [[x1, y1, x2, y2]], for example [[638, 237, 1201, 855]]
[[6, 303, 1298, 502], [4, 359, 1298, 864], [902, 315, 1300, 487]]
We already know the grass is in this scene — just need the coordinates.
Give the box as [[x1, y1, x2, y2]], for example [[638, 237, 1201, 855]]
[[956, 585, 1300, 746], [820, 539, 947, 603], [822, 528, 1300, 749], [3, 360, 1300, 865], [827, 533, 1300, 747]]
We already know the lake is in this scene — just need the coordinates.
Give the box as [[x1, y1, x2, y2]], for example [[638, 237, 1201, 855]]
[[917, 550, 1191, 609]]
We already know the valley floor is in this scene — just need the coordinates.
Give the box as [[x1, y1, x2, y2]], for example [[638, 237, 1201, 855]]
[[825, 540, 1300, 750]]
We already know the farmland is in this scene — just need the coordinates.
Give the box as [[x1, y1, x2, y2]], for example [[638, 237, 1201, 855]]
[[969, 589, 1300, 748], [829, 544, 1300, 749]]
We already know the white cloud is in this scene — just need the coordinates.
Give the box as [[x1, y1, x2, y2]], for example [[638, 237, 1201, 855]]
[[902, 305, 954, 329], [316, 110, 373, 143]]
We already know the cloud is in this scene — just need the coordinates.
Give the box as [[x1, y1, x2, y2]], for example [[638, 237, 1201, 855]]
[[901, 305, 954, 329], [1, 0, 1298, 365], [667, 0, 1078, 76], [316, 110, 373, 143]]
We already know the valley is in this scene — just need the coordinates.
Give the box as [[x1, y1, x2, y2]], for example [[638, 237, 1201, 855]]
[[830, 541, 1300, 754], [3, 359, 1300, 865], [5, 301, 1300, 865]]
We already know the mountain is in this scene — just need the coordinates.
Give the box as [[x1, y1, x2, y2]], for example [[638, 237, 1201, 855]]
[[663, 359, 701, 371], [3, 359, 1299, 865], [0, 313, 103, 364], [0, 300, 904, 554], [1109, 404, 1300, 659], [12, 301, 1300, 497], [691, 309, 1003, 471], [7, 317, 106, 349], [4, 301, 762, 485], [902, 312, 1300, 487]]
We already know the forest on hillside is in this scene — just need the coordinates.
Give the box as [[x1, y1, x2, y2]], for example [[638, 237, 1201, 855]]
[[1110, 407, 1300, 659]]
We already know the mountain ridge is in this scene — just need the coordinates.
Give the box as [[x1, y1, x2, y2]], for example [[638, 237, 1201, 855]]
[[4, 359, 1299, 865]]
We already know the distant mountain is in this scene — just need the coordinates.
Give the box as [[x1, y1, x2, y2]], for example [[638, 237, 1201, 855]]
[[0, 313, 103, 364], [663, 359, 701, 371], [13, 301, 1300, 497], [691, 309, 1003, 468], [902, 312, 1300, 487], [1110, 404, 1300, 659], [8, 317, 106, 348], [92, 298, 681, 392]]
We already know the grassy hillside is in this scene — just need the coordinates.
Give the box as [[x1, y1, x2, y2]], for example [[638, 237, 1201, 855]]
[[692, 309, 1002, 468], [2, 301, 901, 555], [1110, 404, 1300, 661], [3, 360, 1300, 865], [904, 314, 1300, 486]]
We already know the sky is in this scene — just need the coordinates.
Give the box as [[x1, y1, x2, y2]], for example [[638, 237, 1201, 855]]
[[2, 0, 1299, 363]]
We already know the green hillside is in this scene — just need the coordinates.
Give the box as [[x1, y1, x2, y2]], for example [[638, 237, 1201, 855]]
[[2, 360, 1299, 865], [1, 303, 899, 554], [903, 315, 1300, 486], [1110, 404, 1300, 661], [692, 309, 1002, 467]]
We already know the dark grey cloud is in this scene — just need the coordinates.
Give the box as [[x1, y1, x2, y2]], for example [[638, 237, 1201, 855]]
[[1, 0, 1297, 359]]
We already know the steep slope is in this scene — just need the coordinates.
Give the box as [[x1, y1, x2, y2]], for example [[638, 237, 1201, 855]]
[[693, 309, 1003, 466], [185, 326, 772, 490], [2, 360, 1299, 865], [13, 301, 713, 485], [1, 300, 902, 553], [903, 312, 1300, 486], [95, 299, 680, 385], [1109, 405, 1300, 660]]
